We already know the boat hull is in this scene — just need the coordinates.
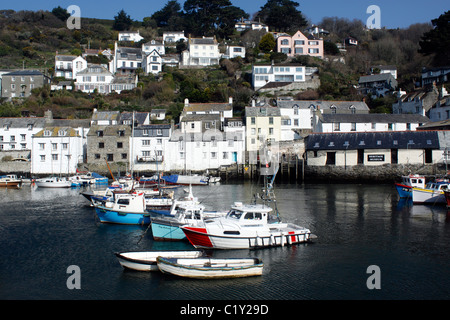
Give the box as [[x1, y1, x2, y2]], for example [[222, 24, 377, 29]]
[[181, 224, 312, 249], [395, 183, 412, 198], [0, 181, 22, 188], [115, 251, 203, 271], [412, 188, 446, 204], [95, 206, 150, 225], [151, 220, 186, 241], [157, 257, 264, 279]]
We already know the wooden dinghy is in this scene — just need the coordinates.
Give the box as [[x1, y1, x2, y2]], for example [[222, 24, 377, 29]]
[[156, 257, 264, 279], [115, 250, 203, 271]]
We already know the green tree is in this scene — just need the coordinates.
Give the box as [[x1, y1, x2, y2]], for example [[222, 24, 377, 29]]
[[113, 9, 133, 31], [51, 6, 70, 21], [151, 0, 183, 28], [255, 0, 307, 33], [419, 10, 450, 67], [183, 0, 247, 36], [259, 33, 276, 53]]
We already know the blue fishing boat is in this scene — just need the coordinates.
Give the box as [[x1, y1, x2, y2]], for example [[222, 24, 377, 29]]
[[394, 174, 426, 198], [94, 191, 151, 225], [150, 203, 226, 241]]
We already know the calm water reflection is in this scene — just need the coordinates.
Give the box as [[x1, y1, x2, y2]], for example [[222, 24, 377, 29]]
[[0, 182, 449, 300]]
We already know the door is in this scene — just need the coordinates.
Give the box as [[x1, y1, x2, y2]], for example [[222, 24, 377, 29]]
[[232, 152, 237, 162]]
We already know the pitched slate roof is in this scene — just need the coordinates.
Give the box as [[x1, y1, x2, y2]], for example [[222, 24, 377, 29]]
[[34, 127, 79, 137], [245, 106, 281, 117], [305, 131, 440, 150], [277, 100, 370, 111], [321, 113, 429, 123]]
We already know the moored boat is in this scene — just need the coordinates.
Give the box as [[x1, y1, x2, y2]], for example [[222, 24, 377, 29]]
[[156, 257, 264, 279], [35, 176, 72, 188], [0, 174, 22, 188], [94, 191, 151, 225], [394, 174, 426, 198], [162, 174, 208, 186], [150, 203, 227, 241], [412, 180, 449, 205], [115, 250, 204, 271], [181, 202, 313, 249]]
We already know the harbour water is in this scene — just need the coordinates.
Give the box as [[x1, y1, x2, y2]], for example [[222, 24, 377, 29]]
[[1, 181, 450, 302]]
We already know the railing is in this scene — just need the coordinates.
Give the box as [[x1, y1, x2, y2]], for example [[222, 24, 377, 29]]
[[136, 155, 164, 163]]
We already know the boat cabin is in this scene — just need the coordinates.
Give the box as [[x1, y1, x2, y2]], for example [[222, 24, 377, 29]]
[[225, 203, 272, 224], [424, 181, 449, 191], [174, 204, 205, 221], [401, 175, 426, 188]]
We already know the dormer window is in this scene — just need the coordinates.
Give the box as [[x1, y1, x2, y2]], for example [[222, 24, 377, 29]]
[[58, 130, 67, 136], [330, 105, 337, 114], [28, 124, 33, 130], [44, 130, 51, 136], [4, 124, 9, 131]]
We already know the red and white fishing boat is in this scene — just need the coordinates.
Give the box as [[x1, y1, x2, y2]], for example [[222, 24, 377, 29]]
[[181, 202, 313, 249]]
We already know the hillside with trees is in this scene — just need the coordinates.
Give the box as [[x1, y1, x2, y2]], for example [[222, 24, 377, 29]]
[[0, 3, 447, 120]]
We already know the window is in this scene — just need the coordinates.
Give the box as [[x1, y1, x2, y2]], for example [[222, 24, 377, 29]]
[[269, 128, 274, 135], [118, 130, 125, 137], [62, 143, 68, 150], [143, 129, 149, 136], [52, 154, 58, 161], [157, 129, 162, 136], [333, 123, 340, 131], [251, 117, 255, 125], [40, 155, 45, 161], [211, 152, 217, 159], [121, 153, 127, 159], [97, 130, 103, 137], [95, 154, 100, 159], [28, 124, 33, 130], [351, 123, 356, 131], [117, 142, 123, 148], [142, 140, 150, 146], [269, 117, 273, 124], [20, 134, 26, 141], [52, 143, 57, 150], [251, 128, 256, 135], [107, 154, 114, 161], [99, 142, 104, 148], [157, 139, 162, 145], [223, 152, 228, 159], [39, 143, 45, 150]]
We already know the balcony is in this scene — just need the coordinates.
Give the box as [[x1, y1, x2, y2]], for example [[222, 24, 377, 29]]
[[136, 155, 164, 163]]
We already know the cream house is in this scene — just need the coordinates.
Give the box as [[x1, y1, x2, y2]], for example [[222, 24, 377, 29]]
[[245, 106, 281, 152], [182, 36, 220, 67]]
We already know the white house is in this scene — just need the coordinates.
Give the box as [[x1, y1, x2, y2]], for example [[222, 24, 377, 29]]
[[143, 49, 162, 74], [0, 117, 46, 152], [165, 113, 244, 171], [317, 113, 430, 133], [163, 31, 187, 44], [182, 36, 220, 67], [75, 65, 114, 94], [150, 109, 167, 120], [142, 40, 165, 56], [252, 63, 305, 90], [118, 31, 144, 42], [223, 46, 246, 59], [235, 19, 269, 32], [428, 87, 450, 122], [392, 85, 439, 117], [54, 54, 87, 79], [130, 123, 172, 172], [181, 97, 234, 128], [422, 66, 450, 87], [371, 65, 398, 79], [31, 127, 83, 175], [110, 42, 143, 75]]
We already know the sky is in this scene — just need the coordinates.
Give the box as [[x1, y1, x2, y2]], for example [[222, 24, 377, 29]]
[[2, 0, 449, 29]]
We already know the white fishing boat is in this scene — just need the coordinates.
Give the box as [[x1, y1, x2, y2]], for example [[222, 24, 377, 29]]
[[412, 180, 449, 204], [181, 202, 313, 249], [115, 250, 204, 271], [157, 257, 264, 279], [35, 176, 72, 188], [0, 174, 22, 188]]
